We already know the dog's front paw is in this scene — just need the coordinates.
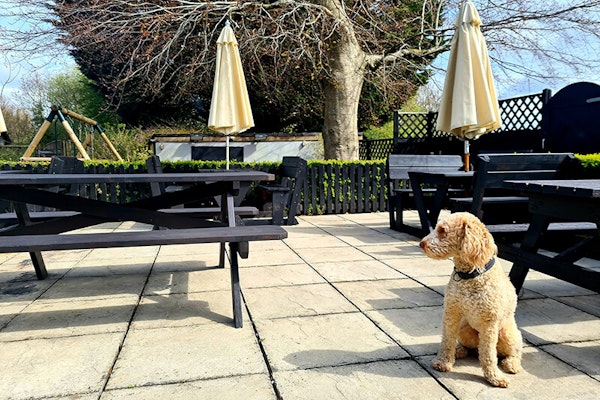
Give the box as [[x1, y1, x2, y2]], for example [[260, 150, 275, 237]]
[[432, 357, 453, 372], [485, 372, 510, 388]]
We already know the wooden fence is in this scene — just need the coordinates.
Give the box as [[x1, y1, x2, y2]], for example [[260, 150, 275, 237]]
[[300, 162, 387, 215]]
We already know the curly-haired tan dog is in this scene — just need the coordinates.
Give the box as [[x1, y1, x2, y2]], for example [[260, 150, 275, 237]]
[[419, 212, 522, 387]]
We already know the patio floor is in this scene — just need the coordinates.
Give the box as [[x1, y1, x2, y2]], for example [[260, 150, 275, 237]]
[[1, 211, 599, 399]]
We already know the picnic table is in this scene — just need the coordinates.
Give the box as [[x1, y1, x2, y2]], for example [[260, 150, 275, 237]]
[[407, 170, 474, 236], [501, 179, 600, 293], [0, 170, 288, 328]]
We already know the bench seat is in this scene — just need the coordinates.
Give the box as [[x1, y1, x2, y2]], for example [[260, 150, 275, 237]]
[[487, 221, 596, 235], [0, 207, 259, 227], [158, 206, 258, 217], [0, 225, 286, 253]]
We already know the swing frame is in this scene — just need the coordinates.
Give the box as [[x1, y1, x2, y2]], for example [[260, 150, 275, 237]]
[[21, 105, 122, 162]]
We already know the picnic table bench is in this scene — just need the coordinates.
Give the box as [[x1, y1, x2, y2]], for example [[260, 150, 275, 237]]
[[258, 156, 307, 225], [386, 154, 466, 234], [498, 179, 600, 293], [0, 170, 287, 328], [450, 152, 583, 224]]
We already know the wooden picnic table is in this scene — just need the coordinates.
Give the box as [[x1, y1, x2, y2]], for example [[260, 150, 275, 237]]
[[502, 179, 600, 293], [407, 170, 474, 236], [0, 170, 287, 328]]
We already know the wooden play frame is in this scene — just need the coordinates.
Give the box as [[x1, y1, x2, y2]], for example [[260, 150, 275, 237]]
[[21, 105, 122, 162]]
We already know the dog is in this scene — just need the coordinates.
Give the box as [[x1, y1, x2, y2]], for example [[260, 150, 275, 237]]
[[419, 212, 522, 387]]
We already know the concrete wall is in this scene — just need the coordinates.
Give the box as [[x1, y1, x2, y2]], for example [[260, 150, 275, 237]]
[[153, 136, 323, 162]]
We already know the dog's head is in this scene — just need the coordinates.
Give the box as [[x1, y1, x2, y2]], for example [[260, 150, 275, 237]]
[[419, 212, 497, 267]]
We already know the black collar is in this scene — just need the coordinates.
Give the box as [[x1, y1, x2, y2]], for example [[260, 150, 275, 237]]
[[454, 258, 495, 280]]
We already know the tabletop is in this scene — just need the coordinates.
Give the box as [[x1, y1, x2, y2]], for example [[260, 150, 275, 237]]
[[504, 179, 600, 199], [0, 170, 274, 186]]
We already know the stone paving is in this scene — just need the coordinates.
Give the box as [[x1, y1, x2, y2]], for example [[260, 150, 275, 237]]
[[1, 212, 599, 399]]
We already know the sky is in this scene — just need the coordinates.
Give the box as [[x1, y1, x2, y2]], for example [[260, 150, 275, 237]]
[[1, 1, 599, 107]]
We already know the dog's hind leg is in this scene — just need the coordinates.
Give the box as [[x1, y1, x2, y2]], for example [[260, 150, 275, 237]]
[[457, 319, 478, 358], [498, 319, 523, 374]]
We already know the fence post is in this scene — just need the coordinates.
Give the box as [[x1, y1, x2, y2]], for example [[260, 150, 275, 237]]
[[540, 88, 553, 150]]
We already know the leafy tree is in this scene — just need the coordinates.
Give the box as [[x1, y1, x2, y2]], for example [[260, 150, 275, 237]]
[[2, 1, 599, 160]]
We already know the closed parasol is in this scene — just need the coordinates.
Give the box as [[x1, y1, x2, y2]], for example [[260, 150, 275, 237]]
[[0, 106, 11, 145], [208, 20, 254, 169], [436, 1, 501, 171]]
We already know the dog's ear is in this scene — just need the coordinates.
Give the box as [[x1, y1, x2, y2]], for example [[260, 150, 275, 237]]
[[461, 218, 492, 266], [436, 221, 448, 239]]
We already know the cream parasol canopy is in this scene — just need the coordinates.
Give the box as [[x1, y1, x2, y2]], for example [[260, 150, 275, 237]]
[[436, 1, 501, 171], [207, 20, 254, 169]]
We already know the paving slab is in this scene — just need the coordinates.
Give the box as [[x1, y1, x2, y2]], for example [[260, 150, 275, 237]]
[[541, 340, 600, 380], [516, 298, 600, 345], [254, 312, 408, 371], [152, 253, 222, 271], [418, 346, 600, 400], [144, 268, 231, 295], [310, 259, 404, 282], [67, 256, 156, 277], [239, 263, 326, 288], [295, 246, 373, 264], [241, 247, 305, 267], [0, 332, 123, 399], [385, 256, 454, 278], [0, 296, 136, 341], [284, 234, 348, 249], [106, 324, 267, 389], [38, 274, 146, 302], [366, 306, 444, 357], [521, 270, 598, 297], [274, 360, 454, 400], [132, 290, 247, 329], [333, 232, 406, 246], [333, 279, 444, 311], [243, 283, 357, 319], [101, 374, 277, 400], [155, 243, 221, 257], [557, 295, 600, 317]]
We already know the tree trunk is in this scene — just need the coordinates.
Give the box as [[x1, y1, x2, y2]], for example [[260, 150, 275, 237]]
[[322, 36, 366, 160]]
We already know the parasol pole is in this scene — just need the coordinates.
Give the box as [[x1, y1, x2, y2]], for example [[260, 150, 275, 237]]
[[226, 136, 230, 170], [464, 140, 470, 172]]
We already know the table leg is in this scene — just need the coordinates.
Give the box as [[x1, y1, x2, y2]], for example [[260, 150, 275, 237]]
[[219, 193, 237, 268], [13, 202, 48, 279], [410, 180, 431, 236], [229, 242, 243, 328], [509, 214, 550, 293], [430, 184, 451, 227], [410, 176, 451, 236]]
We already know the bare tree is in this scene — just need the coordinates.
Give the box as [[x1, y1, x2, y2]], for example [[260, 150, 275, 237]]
[[1, 1, 599, 160]]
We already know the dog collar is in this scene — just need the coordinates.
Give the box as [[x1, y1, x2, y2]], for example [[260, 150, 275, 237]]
[[454, 258, 495, 280]]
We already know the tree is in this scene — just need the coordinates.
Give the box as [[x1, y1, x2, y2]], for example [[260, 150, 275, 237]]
[[1, 1, 599, 160]]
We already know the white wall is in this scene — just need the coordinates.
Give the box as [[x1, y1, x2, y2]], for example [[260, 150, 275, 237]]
[[154, 139, 323, 162]]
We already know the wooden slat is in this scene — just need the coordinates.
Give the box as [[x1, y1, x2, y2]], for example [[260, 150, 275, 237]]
[[356, 168, 366, 213], [0, 225, 288, 253], [349, 165, 356, 213]]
